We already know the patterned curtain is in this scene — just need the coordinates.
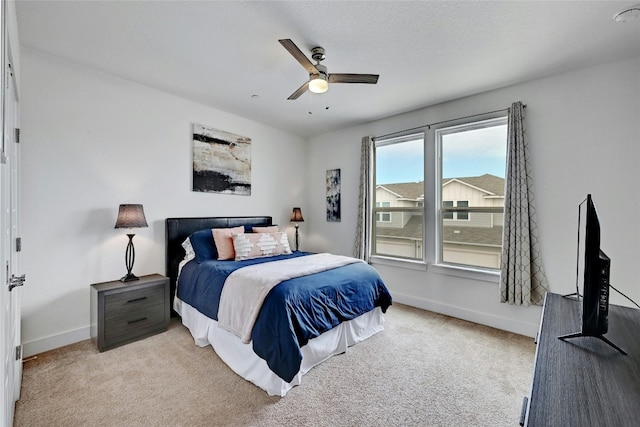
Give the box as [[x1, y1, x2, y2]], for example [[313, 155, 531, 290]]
[[500, 102, 549, 306], [353, 136, 372, 262]]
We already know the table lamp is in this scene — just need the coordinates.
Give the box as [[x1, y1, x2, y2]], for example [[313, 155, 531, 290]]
[[114, 204, 148, 282], [290, 207, 304, 251]]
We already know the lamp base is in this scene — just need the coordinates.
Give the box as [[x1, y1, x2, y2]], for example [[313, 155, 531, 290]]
[[120, 273, 140, 283]]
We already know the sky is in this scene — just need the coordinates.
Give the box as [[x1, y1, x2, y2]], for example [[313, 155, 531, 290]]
[[376, 124, 507, 184]]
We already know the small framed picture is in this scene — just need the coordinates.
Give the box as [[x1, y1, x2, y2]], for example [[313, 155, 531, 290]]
[[326, 169, 341, 222]]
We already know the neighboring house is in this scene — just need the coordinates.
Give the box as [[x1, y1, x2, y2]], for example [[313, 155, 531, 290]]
[[375, 174, 505, 268], [375, 182, 425, 259]]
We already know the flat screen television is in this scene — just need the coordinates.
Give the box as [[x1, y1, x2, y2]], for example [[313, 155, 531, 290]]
[[559, 194, 625, 355]]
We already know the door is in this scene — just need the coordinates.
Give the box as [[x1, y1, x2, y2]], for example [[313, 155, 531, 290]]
[[0, 9, 21, 426]]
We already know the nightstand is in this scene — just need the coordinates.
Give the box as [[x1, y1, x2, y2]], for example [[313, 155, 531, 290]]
[[90, 274, 170, 352]]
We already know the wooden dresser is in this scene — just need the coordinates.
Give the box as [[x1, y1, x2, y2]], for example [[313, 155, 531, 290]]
[[90, 274, 170, 352], [524, 292, 640, 426]]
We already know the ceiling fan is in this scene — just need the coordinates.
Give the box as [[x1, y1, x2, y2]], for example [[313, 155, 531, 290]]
[[278, 39, 379, 100]]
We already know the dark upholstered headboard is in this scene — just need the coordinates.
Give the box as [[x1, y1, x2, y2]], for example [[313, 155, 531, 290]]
[[165, 216, 273, 315]]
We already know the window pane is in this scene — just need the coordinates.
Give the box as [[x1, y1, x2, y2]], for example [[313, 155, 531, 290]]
[[374, 134, 424, 261], [374, 211, 424, 259], [439, 118, 507, 270], [457, 200, 469, 220], [443, 200, 454, 220]]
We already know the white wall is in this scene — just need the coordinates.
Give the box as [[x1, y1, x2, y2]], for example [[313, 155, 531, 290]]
[[19, 46, 640, 353], [20, 49, 308, 356], [306, 56, 640, 337]]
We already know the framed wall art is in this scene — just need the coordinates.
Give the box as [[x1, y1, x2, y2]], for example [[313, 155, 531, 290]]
[[326, 168, 341, 222], [192, 123, 251, 195]]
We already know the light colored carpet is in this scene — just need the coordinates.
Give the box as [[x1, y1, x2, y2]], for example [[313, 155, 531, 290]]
[[14, 303, 535, 427]]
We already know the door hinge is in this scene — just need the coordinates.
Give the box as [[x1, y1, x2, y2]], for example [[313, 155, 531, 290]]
[[8, 274, 25, 291], [15, 345, 21, 361], [16, 237, 21, 252], [15, 128, 20, 144]]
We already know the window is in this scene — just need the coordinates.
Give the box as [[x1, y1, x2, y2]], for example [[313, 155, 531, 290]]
[[443, 200, 469, 221], [443, 201, 454, 219], [376, 202, 391, 222], [437, 117, 508, 270], [372, 133, 425, 261], [456, 200, 469, 220]]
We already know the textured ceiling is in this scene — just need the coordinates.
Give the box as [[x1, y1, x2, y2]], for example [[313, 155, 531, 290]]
[[15, 1, 640, 138]]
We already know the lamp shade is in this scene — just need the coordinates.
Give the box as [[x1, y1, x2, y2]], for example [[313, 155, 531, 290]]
[[290, 207, 304, 222], [114, 204, 148, 229]]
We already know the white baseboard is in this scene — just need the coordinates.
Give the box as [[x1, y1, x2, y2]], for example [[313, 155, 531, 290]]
[[20, 295, 538, 357], [391, 291, 540, 338], [22, 326, 90, 358]]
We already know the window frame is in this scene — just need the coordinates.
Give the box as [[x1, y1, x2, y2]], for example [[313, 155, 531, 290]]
[[368, 111, 507, 283], [371, 131, 426, 263], [434, 115, 508, 272]]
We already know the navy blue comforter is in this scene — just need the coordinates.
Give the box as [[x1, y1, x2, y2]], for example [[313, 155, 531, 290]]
[[177, 252, 392, 382]]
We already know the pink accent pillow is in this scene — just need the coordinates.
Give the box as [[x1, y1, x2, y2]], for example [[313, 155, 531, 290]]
[[212, 226, 245, 260], [233, 232, 292, 261], [252, 225, 279, 233]]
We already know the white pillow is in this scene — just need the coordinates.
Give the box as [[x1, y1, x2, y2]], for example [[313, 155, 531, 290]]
[[181, 237, 196, 262], [233, 232, 292, 261]]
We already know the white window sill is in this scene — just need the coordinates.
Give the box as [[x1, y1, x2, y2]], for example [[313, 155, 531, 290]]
[[431, 263, 500, 284], [370, 255, 428, 271], [369, 256, 500, 284]]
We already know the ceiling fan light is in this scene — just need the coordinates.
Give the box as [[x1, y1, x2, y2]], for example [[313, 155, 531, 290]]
[[614, 6, 640, 22], [309, 75, 329, 94]]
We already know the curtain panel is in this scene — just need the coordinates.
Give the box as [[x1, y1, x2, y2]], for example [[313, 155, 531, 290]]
[[500, 102, 549, 306], [353, 136, 372, 262]]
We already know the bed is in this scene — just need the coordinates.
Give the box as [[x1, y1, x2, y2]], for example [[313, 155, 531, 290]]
[[166, 216, 392, 396]]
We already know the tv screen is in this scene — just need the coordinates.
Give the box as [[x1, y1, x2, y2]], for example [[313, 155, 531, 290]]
[[578, 194, 610, 336], [560, 194, 624, 354]]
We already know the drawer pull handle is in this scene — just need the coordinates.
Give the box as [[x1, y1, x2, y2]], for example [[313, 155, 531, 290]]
[[128, 317, 148, 325], [127, 296, 147, 303]]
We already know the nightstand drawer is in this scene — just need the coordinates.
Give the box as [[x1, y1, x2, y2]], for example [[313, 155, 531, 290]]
[[104, 284, 165, 316], [104, 305, 166, 343]]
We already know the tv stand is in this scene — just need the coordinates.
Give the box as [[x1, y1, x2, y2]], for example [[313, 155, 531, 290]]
[[557, 331, 627, 355], [561, 292, 580, 299], [524, 292, 640, 426]]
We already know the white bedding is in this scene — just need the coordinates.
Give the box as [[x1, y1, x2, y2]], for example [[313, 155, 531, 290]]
[[174, 296, 385, 396], [218, 253, 363, 343]]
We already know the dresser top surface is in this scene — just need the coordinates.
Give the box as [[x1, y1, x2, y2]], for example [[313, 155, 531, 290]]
[[91, 274, 167, 292]]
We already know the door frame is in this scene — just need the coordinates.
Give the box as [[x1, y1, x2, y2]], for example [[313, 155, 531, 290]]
[[0, 1, 21, 424]]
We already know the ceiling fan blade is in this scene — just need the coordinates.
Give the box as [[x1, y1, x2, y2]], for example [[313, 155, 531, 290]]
[[279, 39, 318, 75], [328, 74, 379, 84], [287, 81, 310, 100]]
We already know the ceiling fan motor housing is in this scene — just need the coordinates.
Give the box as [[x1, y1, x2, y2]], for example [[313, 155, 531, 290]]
[[312, 63, 328, 79], [311, 47, 326, 62]]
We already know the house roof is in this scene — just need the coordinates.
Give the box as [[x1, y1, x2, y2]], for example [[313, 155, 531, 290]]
[[443, 174, 505, 197], [377, 215, 423, 240], [377, 182, 424, 200], [378, 174, 504, 200], [377, 215, 503, 247], [442, 225, 504, 247]]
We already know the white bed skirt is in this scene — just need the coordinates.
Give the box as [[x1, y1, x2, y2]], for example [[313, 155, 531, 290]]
[[174, 297, 385, 396]]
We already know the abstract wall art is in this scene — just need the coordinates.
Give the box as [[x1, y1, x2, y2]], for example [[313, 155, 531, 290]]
[[192, 123, 251, 195], [326, 168, 341, 222]]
